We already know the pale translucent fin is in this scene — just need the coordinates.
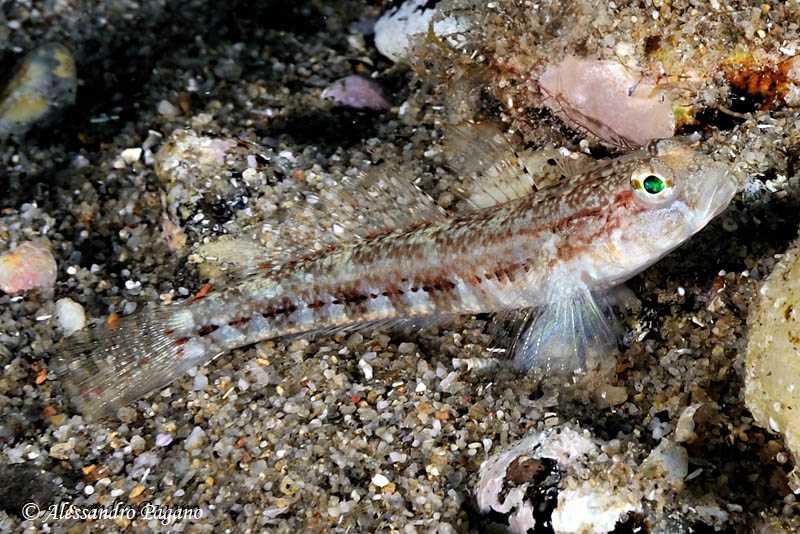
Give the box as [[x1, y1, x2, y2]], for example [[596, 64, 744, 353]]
[[334, 162, 446, 233], [202, 162, 447, 276], [555, 154, 594, 181], [193, 236, 277, 284], [538, 85, 639, 150], [52, 305, 213, 418], [505, 286, 617, 375], [443, 121, 538, 209], [281, 314, 454, 343]]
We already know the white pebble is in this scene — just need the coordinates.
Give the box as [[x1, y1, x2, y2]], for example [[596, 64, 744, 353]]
[[193, 373, 209, 390], [157, 99, 180, 118], [55, 298, 86, 336], [184, 426, 206, 451], [155, 433, 173, 447], [359, 359, 373, 380], [371, 473, 390, 488], [120, 147, 142, 164]]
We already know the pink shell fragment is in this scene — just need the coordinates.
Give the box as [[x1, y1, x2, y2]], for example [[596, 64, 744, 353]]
[[0, 241, 57, 293], [537, 55, 675, 147], [321, 75, 392, 111]]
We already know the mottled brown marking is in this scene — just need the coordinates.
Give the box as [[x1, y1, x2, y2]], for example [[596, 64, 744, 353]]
[[506, 457, 548, 485], [262, 298, 299, 319], [548, 207, 603, 233], [199, 324, 219, 336]]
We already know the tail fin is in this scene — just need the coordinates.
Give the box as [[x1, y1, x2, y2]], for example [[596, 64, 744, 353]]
[[53, 305, 214, 419]]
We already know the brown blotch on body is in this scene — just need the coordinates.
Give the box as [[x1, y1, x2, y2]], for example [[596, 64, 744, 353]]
[[199, 324, 219, 336], [228, 316, 252, 326]]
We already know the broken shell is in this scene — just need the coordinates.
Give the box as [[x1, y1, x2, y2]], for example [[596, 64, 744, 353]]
[[745, 236, 800, 488], [0, 241, 58, 294], [321, 75, 392, 111], [536, 55, 675, 147]]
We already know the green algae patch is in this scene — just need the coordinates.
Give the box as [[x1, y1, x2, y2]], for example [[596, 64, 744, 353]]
[[746, 238, 800, 488]]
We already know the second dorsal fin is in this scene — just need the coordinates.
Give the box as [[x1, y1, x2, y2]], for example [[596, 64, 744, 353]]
[[190, 159, 448, 281]]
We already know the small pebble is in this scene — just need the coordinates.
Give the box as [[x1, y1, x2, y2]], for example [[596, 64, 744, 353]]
[[130, 435, 146, 451], [120, 147, 142, 164], [249, 459, 268, 477], [359, 359, 373, 380], [194, 373, 209, 390], [157, 99, 180, 118], [55, 298, 86, 336], [398, 342, 416, 354], [371, 474, 390, 488], [184, 426, 206, 451]]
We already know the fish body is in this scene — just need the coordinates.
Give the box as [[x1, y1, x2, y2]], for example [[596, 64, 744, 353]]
[[57, 138, 737, 417]]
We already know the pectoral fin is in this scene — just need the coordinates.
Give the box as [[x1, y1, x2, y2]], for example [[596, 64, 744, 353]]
[[509, 286, 618, 376]]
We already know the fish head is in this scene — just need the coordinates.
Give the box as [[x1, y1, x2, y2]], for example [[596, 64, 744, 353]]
[[586, 139, 737, 286]]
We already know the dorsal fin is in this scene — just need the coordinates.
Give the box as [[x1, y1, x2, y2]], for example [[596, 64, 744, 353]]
[[443, 121, 538, 209], [332, 162, 446, 233], [191, 161, 447, 280]]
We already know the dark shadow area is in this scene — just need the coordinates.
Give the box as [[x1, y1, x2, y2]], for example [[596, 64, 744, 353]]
[[265, 107, 387, 148]]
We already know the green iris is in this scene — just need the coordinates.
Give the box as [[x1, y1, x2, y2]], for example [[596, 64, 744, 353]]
[[643, 175, 666, 194]]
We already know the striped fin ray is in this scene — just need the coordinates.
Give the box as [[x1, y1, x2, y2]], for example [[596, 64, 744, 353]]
[[486, 283, 618, 378], [195, 161, 448, 281], [53, 304, 217, 418], [443, 120, 539, 209]]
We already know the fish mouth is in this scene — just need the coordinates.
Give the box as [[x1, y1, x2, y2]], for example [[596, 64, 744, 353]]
[[696, 170, 737, 228]]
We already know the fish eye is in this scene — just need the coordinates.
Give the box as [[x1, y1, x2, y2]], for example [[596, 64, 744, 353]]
[[642, 175, 665, 194], [630, 166, 675, 205]]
